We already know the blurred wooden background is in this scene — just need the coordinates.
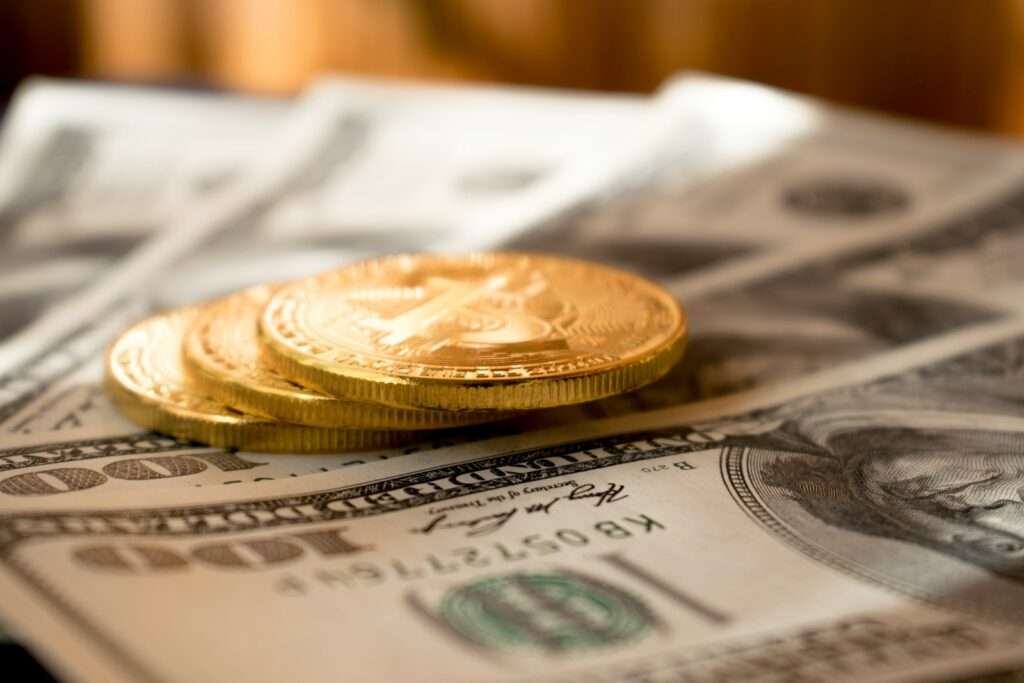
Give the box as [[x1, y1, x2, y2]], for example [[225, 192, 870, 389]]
[[3, 0, 1024, 134]]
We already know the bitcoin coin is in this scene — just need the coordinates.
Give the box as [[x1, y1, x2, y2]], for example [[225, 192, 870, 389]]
[[105, 307, 425, 452], [182, 285, 512, 429], [260, 252, 688, 410]]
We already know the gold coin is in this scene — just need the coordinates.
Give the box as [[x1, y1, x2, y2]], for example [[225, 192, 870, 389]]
[[182, 285, 512, 429], [105, 307, 425, 452], [260, 252, 688, 410]]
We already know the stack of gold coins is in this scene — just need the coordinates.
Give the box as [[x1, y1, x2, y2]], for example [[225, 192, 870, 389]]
[[105, 252, 688, 452]]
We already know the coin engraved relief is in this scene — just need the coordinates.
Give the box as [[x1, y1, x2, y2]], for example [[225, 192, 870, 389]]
[[183, 285, 507, 429], [105, 308, 421, 452], [261, 253, 688, 410]]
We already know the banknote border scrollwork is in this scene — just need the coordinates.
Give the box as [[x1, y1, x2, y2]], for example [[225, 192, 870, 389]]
[[0, 427, 729, 546], [0, 433, 195, 472]]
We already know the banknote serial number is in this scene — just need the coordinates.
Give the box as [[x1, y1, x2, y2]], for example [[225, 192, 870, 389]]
[[273, 514, 665, 596]]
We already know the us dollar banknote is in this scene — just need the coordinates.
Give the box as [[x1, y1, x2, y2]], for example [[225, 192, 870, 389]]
[[1, 313, 1023, 682], [2, 73, 1024, 683], [0, 78, 288, 343], [513, 74, 1023, 280], [0, 78, 664, 678], [122, 76, 658, 313], [512, 75, 1024, 424]]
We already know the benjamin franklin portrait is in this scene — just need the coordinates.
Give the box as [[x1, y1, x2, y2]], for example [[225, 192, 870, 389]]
[[728, 338, 1024, 623]]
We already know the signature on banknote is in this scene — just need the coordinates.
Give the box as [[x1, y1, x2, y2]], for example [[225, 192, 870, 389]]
[[411, 482, 630, 537]]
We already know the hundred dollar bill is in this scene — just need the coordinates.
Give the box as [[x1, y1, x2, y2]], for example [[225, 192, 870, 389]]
[[0, 80, 293, 504], [0, 78, 288, 343], [1, 312, 1023, 682], [153, 77, 658, 308], [0, 78, 660, 674], [511, 75, 1024, 423], [254, 78, 652, 244], [514, 74, 1023, 278]]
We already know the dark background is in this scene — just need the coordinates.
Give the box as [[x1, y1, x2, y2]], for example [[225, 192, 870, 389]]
[[2, 0, 1024, 133]]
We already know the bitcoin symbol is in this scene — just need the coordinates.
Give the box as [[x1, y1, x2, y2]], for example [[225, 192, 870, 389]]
[[366, 274, 556, 350], [259, 252, 688, 410]]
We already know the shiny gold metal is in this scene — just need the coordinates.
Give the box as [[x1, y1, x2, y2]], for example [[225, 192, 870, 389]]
[[182, 285, 512, 429], [104, 307, 426, 452], [260, 252, 688, 410]]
